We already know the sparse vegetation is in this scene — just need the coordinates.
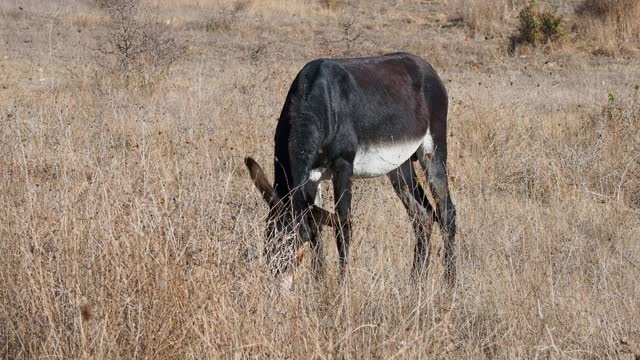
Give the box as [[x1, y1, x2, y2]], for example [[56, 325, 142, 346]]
[[1, 0, 639, 358], [450, 0, 525, 35], [575, 0, 640, 46], [576, 0, 639, 20], [591, 90, 640, 207], [320, 0, 346, 12]]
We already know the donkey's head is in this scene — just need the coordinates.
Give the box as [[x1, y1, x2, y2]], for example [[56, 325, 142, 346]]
[[244, 157, 335, 278]]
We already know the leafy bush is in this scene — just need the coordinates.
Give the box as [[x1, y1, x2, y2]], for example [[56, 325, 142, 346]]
[[540, 10, 565, 42], [516, 2, 542, 45], [510, 1, 566, 51]]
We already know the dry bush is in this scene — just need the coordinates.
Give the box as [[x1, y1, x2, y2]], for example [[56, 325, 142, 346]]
[[575, 0, 640, 47], [95, 0, 185, 88], [319, 16, 367, 57]]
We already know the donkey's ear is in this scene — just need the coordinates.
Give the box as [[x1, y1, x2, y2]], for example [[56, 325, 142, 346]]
[[244, 157, 276, 205]]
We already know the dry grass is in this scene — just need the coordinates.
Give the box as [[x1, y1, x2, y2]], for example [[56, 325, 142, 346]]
[[575, 0, 640, 49], [448, 0, 526, 35], [1, 0, 640, 358]]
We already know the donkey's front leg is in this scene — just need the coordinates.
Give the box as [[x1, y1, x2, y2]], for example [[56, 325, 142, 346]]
[[306, 182, 325, 278], [332, 158, 353, 278]]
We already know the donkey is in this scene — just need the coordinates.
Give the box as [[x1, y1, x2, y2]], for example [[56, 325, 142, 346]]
[[245, 52, 457, 286]]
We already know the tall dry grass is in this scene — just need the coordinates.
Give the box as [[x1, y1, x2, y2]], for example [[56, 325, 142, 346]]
[[447, 0, 532, 35], [576, 0, 640, 44], [1, 0, 639, 358]]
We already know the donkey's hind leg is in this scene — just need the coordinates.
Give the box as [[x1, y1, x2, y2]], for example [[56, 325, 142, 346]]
[[417, 149, 457, 287], [332, 158, 354, 278], [387, 161, 435, 280]]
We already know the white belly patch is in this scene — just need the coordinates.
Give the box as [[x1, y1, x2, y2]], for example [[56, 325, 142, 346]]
[[308, 131, 434, 180], [353, 140, 421, 177], [354, 130, 433, 178]]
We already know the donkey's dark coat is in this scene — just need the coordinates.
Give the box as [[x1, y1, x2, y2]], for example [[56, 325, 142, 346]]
[[246, 52, 457, 284]]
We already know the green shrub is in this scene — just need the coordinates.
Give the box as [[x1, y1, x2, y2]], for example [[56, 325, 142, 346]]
[[510, 1, 566, 51], [540, 10, 565, 42], [517, 2, 542, 45]]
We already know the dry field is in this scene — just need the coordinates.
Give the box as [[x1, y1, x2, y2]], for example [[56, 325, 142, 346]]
[[1, 0, 639, 358]]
